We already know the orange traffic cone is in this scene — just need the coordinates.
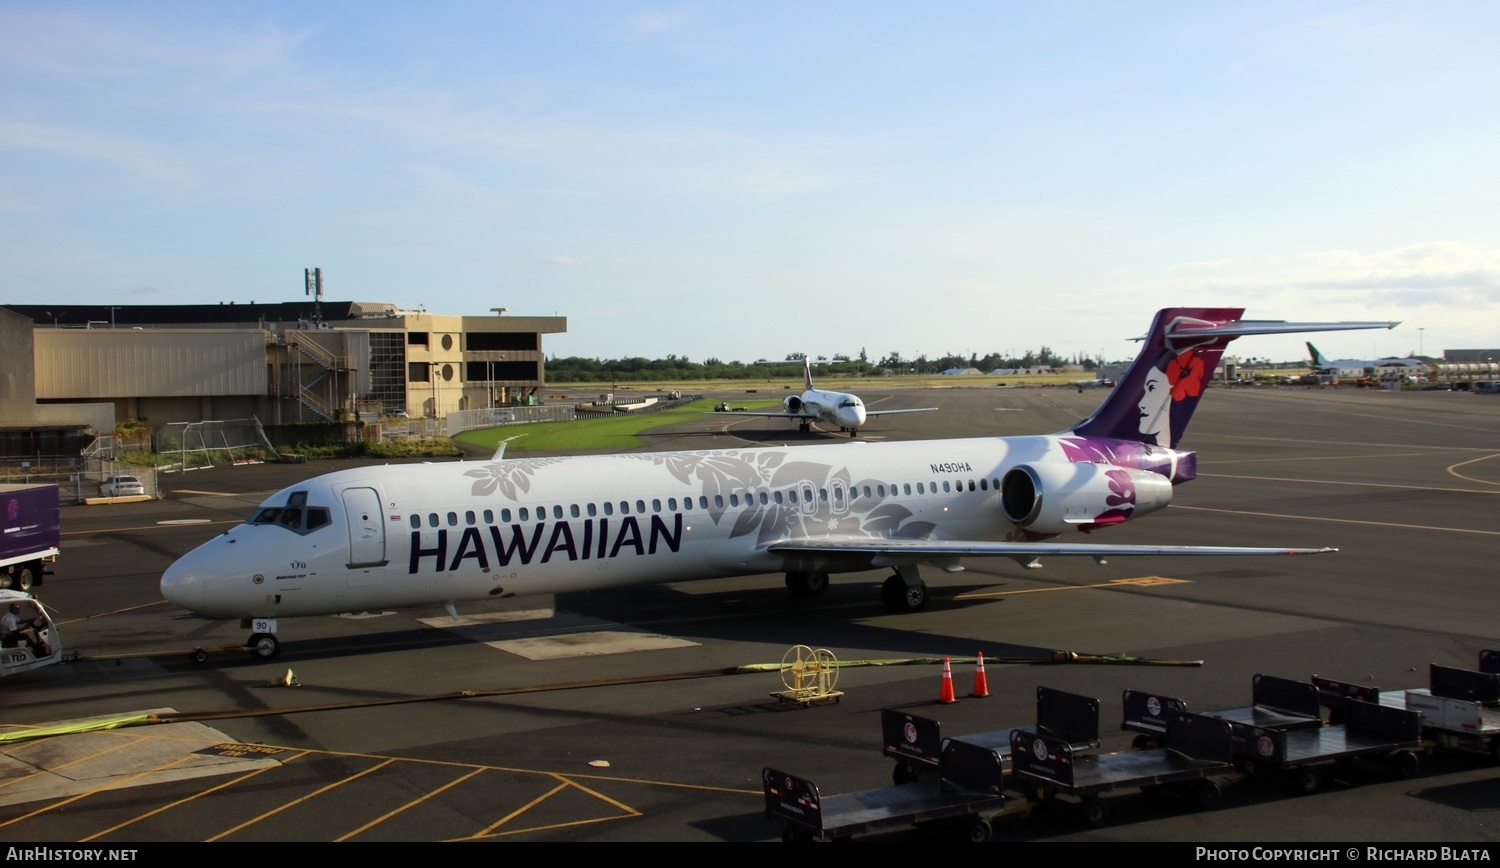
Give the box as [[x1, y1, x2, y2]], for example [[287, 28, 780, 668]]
[[971, 652, 990, 698], [938, 656, 958, 704]]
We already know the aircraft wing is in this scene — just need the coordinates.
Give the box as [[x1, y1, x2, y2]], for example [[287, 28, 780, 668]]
[[767, 538, 1335, 562], [865, 407, 938, 417]]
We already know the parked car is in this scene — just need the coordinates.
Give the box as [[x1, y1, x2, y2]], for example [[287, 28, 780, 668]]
[[99, 475, 145, 498]]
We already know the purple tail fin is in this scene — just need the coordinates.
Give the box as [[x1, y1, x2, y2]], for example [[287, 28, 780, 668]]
[[1071, 308, 1246, 448]]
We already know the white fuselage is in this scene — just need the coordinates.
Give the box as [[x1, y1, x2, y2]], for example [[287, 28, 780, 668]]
[[793, 388, 867, 429], [161, 435, 1070, 619]]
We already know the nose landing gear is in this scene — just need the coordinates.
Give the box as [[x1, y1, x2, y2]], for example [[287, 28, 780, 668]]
[[247, 633, 280, 659]]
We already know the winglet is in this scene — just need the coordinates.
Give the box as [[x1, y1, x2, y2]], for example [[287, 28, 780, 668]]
[[803, 354, 814, 391], [492, 442, 507, 461]]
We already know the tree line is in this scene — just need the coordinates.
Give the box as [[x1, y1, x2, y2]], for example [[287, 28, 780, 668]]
[[545, 348, 1098, 383]]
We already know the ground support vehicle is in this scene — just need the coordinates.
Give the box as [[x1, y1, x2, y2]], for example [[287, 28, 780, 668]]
[[1229, 698, 1423, 793], [1009, 710, 1236, 827], [0, 483, 58, 590], [882, 686, 1101, 784], [0, 591, 63, 677], [765, 737, 1023, 842], [1316, 652, 1500, 763]]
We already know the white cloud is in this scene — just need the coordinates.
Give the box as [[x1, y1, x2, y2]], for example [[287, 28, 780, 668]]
[[0, 120, 193, 186]]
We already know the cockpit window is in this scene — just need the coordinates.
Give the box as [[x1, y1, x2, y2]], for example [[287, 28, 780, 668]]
[[248, 491, 331, 537]]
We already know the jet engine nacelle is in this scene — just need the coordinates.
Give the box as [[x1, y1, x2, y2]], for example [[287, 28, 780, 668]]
[[1000, 462, 1172, 534], [784, 396, 804, 413]]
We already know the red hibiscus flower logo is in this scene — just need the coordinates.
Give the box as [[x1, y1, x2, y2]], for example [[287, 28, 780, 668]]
[[1166, 350, 1206, 402]]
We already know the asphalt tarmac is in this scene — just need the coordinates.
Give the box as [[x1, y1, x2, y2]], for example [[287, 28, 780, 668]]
[[3, 384, 1498, 843]]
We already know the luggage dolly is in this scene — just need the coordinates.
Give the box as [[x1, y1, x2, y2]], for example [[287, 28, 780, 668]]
[[1316, 653, 1500, 765], [1009, 710, 1236, 827], [1228, 698, 1423, 793], [765, 737, 1024, 842], [882, 686, 1101, 785]]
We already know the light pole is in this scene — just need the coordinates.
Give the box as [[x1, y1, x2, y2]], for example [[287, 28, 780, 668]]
[[485, 353, 506, 407]]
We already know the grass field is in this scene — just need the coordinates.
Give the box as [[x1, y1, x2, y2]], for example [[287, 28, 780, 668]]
[[457, 372, 1112, 453], [454, 396, 785, 453]]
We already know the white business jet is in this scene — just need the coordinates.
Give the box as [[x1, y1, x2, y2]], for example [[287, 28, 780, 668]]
[[161, 308, 1395, 657]]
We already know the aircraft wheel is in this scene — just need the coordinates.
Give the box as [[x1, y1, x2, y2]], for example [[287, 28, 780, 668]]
[[191, 648, 209, 664], [0, 573, 10, 590], [964, 818, 993, 843], [15, 565, 37, 591], [785, 572, 828, 596], [882, 576, 928, 613], [248, 633, 279, 659], [1295, 768, 1322, 795]]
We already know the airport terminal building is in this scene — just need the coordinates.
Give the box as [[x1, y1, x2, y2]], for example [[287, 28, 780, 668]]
[[0, 301, 566, 460]]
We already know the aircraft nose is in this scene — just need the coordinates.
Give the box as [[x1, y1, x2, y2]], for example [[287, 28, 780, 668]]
[[160, 546, 208, 611]]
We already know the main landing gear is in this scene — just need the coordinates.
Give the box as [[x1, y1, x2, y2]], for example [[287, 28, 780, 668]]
[[785, 571, 830, 596], [881, 565, 928, 613], [782, 565, 928, 613]]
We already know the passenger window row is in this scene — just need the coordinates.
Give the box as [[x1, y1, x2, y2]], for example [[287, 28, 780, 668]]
[[404, 477, 1002, 529]]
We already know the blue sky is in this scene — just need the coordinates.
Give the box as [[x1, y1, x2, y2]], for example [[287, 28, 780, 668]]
[[2, 2, 1496, 364]]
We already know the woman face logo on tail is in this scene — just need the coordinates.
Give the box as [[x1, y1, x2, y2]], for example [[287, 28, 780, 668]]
[[1138, 365, 1171, 446], [1138, 349, 1207, 447]]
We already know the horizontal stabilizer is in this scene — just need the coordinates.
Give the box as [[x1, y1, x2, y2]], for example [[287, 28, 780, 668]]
[[1132, 319, 1399, 342]]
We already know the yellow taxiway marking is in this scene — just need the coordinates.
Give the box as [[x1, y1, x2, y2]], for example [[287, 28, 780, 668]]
[[53, 599, 169, 626], [1174, 504, 1500, 536], [62, 519, 239, 537], [957, 576, 1188, 601], [82, 753, 310, 843], [207, 757, 395, 842], [0, 735, 151, 794], [337, 767, 486, 842], [0, 747, 197, 830], [462, 773, 644, 841]]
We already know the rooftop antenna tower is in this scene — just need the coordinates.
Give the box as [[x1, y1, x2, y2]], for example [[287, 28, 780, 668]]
[[304, 267, 324, 325]]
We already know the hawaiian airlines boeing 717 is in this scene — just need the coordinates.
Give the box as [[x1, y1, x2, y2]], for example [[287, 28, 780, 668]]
[[714, 355, 936, 435], [161, 308, 1395, 657]]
